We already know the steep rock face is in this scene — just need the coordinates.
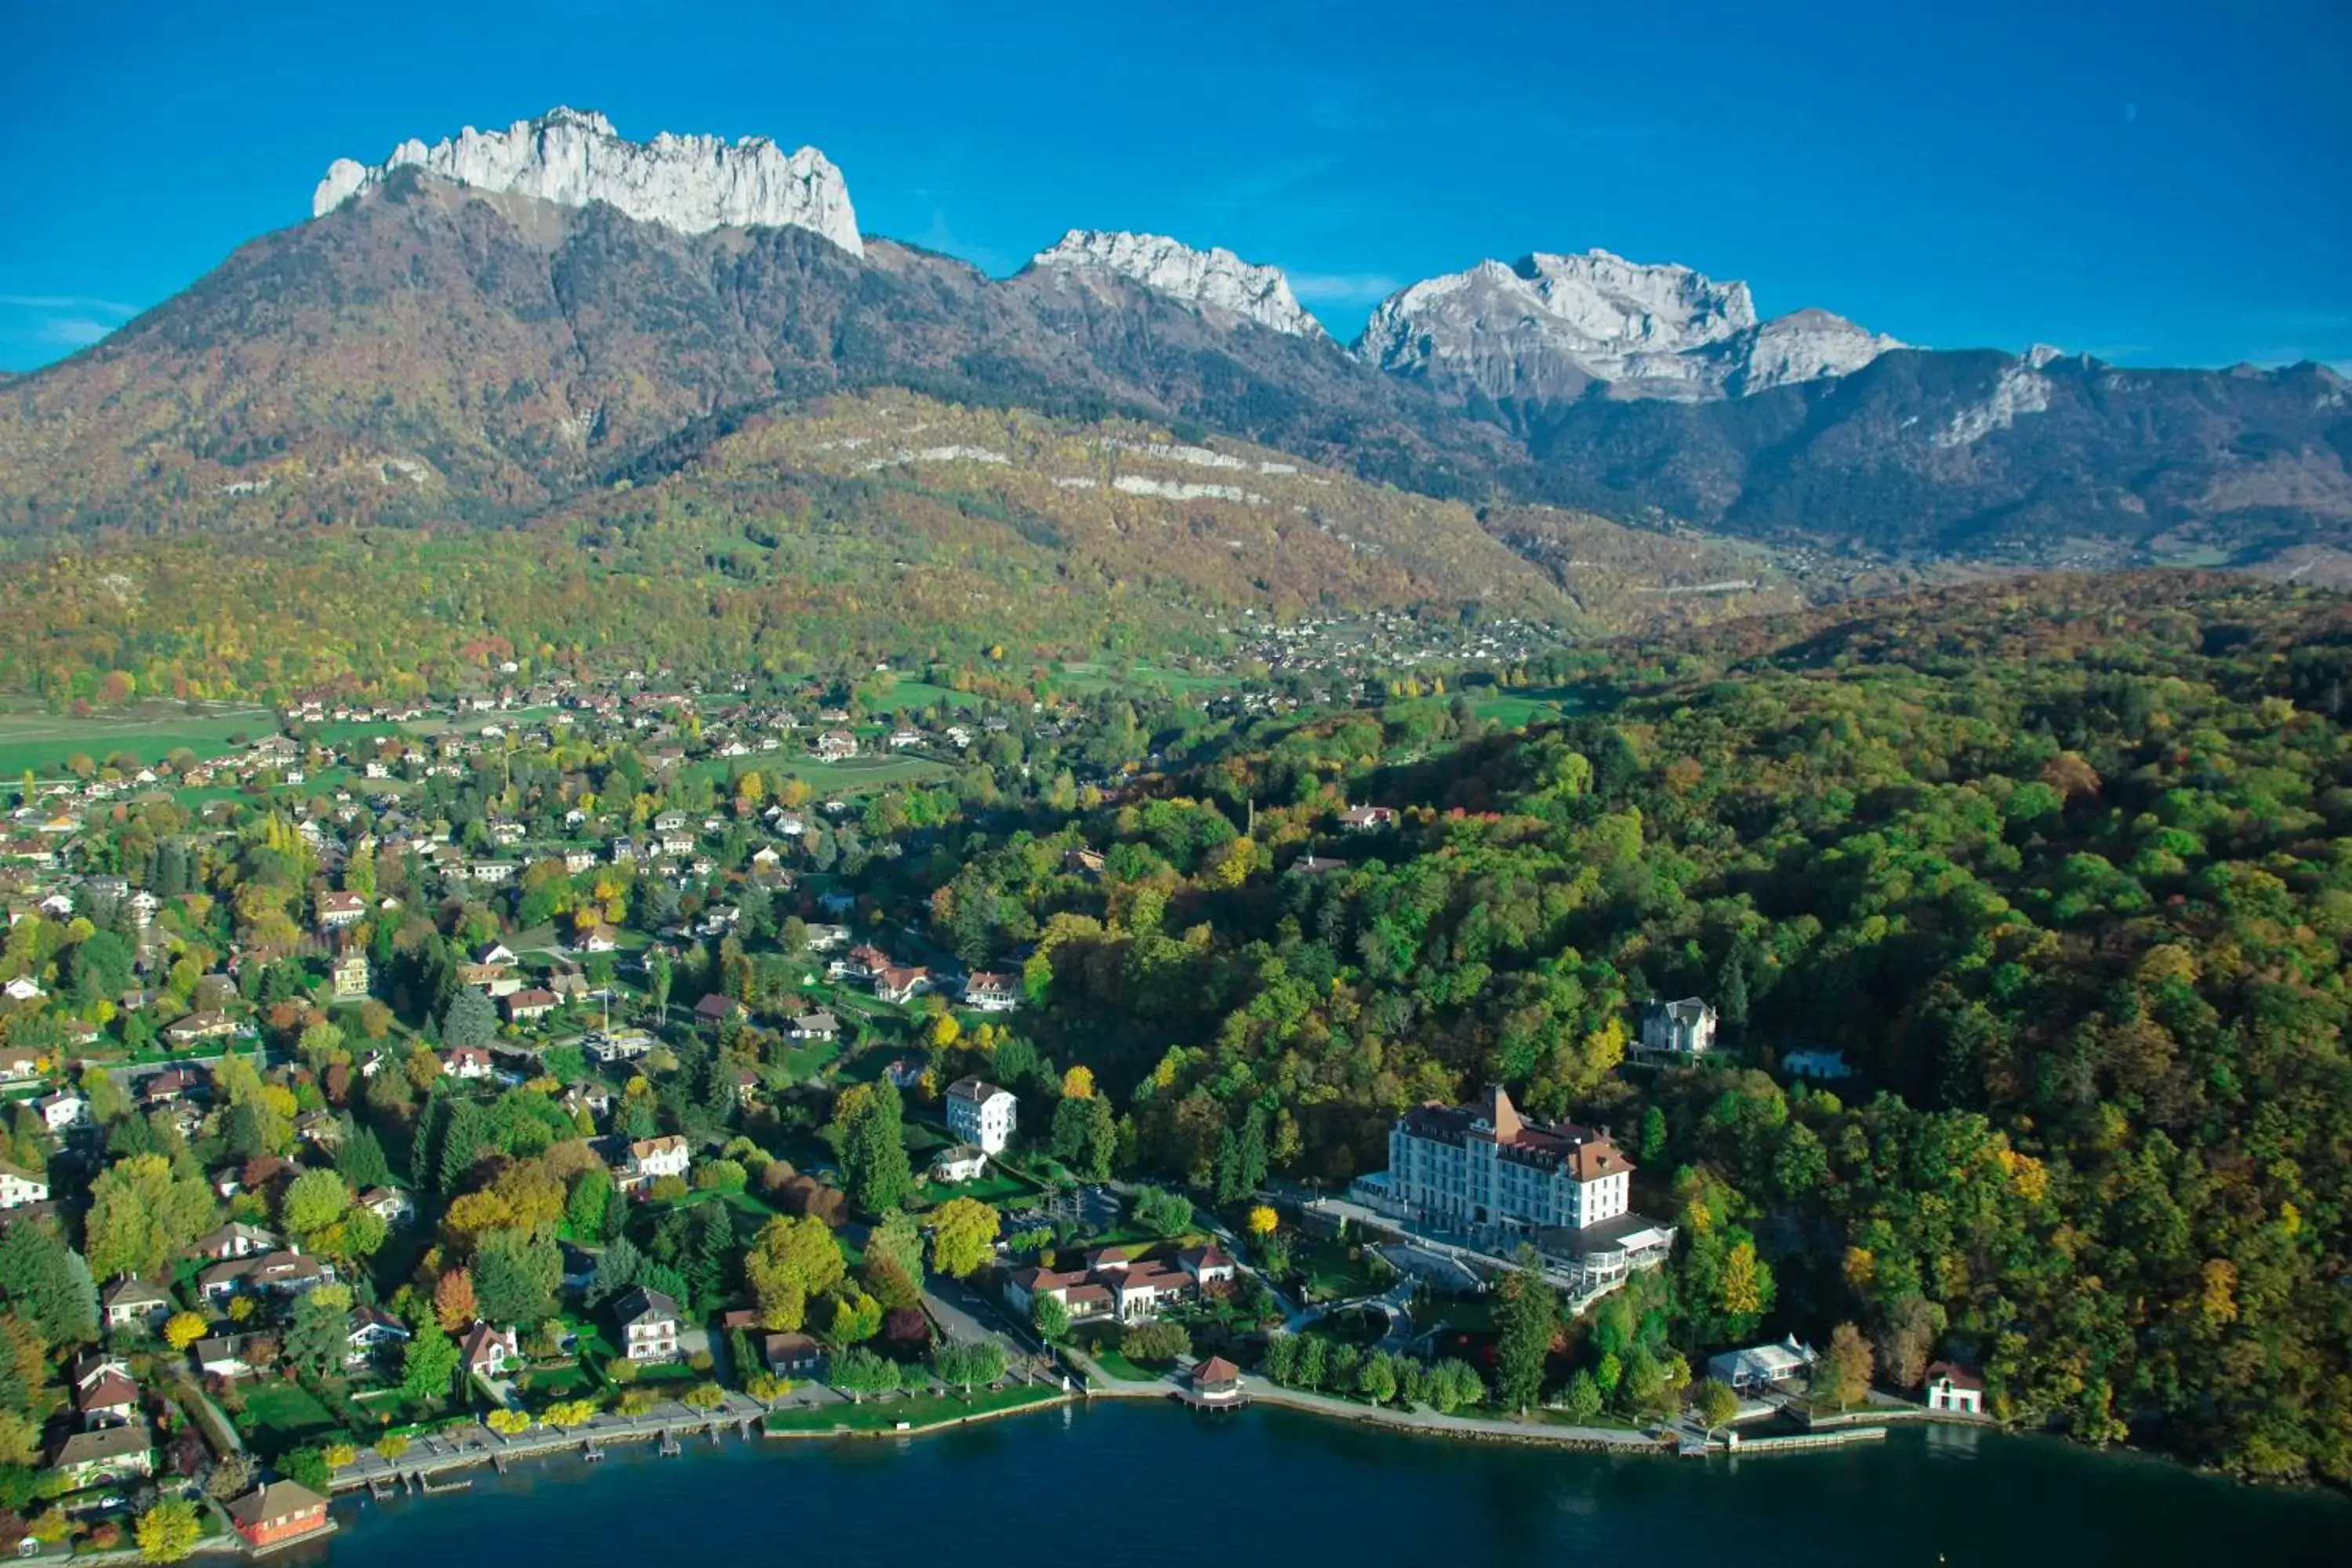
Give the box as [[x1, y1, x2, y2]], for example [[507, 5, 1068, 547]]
[[1028, 230, 1325, 339], [1359, 249, 1898, 404], [312, 106, 862, 253]]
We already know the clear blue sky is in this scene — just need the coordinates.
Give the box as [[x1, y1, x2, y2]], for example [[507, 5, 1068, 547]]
[[2, 0, 2346, 372]]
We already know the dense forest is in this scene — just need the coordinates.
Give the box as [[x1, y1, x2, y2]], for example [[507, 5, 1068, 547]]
[[889, 576, 2352, 1480]]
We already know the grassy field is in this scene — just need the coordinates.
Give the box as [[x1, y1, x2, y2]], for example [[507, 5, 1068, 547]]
[[235, 1381, 341, 1450], [1053, 661, 1240, 697], [1471, 687, 1592, 729], [683, 753, 949, 796], [764, 1382, 1061, 1433], [864, 681, 980, 714], [0, 702, 275, 778]]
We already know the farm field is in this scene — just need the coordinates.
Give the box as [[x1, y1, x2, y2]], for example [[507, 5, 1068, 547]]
[[0, 702, 274, 778]]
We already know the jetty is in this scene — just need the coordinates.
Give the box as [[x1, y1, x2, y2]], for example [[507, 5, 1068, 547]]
[[1732, 1425, 1889, 1454], [330, 1394, 770, 1495]]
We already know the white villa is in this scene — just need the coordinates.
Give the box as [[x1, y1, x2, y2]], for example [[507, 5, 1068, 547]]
[[946, 1076, 1017, 1156]]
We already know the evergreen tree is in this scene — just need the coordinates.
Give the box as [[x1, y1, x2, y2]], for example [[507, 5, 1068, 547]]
[[1238, 1104, 1270, 1192], [1493, 1254, 1556, 1414], [437, 1100, 492, 1196], [586, 1236, 644, 1309], [1717, 948, 1751, 1030], [335, 1121, 391, 1192], [0, 1221, 97, 1345], [840, 1081, 914, 1214], [443, 986, 497, 1051]]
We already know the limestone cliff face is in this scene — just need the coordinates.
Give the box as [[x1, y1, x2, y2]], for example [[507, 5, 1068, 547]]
[[1357, 249, 1897, 403], [1029, 230, 1326, 339], [312, 107, 862, 253]]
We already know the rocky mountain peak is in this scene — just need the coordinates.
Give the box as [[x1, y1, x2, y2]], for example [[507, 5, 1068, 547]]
[[1029, 229, 1326, 339], [1358, 247, 1898, 403], [311, 106, 862, 253]]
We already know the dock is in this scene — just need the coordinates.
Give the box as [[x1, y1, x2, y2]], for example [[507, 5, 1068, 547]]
[[1732, 1425, 1889, 1454]]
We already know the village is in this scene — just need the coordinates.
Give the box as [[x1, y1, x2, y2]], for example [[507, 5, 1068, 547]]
[[0, 660, 2002, 1561]]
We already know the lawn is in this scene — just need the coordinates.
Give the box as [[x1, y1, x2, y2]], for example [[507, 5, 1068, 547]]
[[916, 1165, 1043, 1208], [1290, 1233, 1386, 1301], [0, 702, 276, 779], [862, 681, 980, 714], [682, 753, 948, 797], [763, 1383, 1061, 1433], [234, 1380, 341, 1450], [1085, 1349, 1163, 1385]]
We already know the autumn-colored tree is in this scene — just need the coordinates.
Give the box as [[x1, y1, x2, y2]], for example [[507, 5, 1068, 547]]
[[433, 1269, 477, 1332]]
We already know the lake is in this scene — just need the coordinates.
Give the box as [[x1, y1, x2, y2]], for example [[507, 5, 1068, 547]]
[[296, 1402, 2346, 1566]]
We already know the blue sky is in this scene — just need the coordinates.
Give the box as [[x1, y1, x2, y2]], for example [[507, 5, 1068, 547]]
[[2, 0, 2345, 372]]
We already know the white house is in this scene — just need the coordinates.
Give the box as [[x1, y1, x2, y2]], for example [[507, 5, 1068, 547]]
[[38, 1091, 90, 1132], [2, 976, 43, 1003], [1381, 1085, 1632, 1240], [0, 1160, 49, 1209], [961, 971, 1022, 1013], [1708, 1334, 1817, 1393], [1639, 996, 1719, 1057], [1923, 1362, 1985, 1415], [946, 1076, 1017, 1156], [930, 1145, 989, 1184], [616, 1287, 681, 1362]]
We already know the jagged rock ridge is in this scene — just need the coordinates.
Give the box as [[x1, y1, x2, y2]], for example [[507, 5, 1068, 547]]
[[312, 106, 862, 253], [1029, 230, 1326, 339], [1358, 248, 1900, 404]]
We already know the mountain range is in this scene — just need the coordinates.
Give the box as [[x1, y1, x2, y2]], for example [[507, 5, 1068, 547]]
[[2, 105, 2348, 588]]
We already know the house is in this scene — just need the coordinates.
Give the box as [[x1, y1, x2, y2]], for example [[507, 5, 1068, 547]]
[[470, 940, 519, 968], [1064, 848, 1105, 879], [0, 1160, 49, 1210], [193, 1336, 256, 1377], [37, 1091, 90, 1132], [945, 1076, 1017, 1156], [930, 1145, 989, 1184], [786, 1011, 838, 1041], [615, 1287, 681, 1362], [835, 944, 890, 982], [329, 953, 372, 1000], [99, 1276, 172, 1330], [761, 1331, 822, 1377], [503, 988, 558, 1023], [227, 1481, 332, 1550], [74, 1371, 140, 1428], [961, 971, 1022, 1012], [190, 1221, 280, 1261], [0, 1044, 42, 1081], [163, 1011, 239, 1048], [2, 976, 44, 1003], [694, 993, 746, 1028], [615, 1134, 691, 1192], [345, 1304, 411, 1368], [1780, 1047, 1855, 1081], [1339, 804, 1398, 831], [357, 1186, 416, 1225], [460, 1322, 519, 1377], [873, 966, 931, 1005], [1179, 1244, 1237, 1290], [1004, 1267, 1110, 1324], [883, 1057, 925, 1091], [561, 1081, 614, 1122], [1707, 1334, 1818, 1393], [444, 1045, 494, 1080], [49, 1421, 154, 1487], [198, 1250, 334, 1305], [580, 924, 621, 953], [887, 728, 922, 750], [802, 923, 850, 952], [1379, 1085, 1637, 1245], [314, 891, 367, 930], [1190, 1356, 1246, 1405], [815, 730, 858, 761], [1923, 1361, 1986, 1415], [1639, 996, 1719, 1058], [587, 1029, 655, 1065]]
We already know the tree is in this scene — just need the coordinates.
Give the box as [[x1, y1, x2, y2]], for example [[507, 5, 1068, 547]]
[[566, 1168, 612, 1238], [280, 1167, 352, 1246], [1493, 1258, 1555, 1415], [828, 1346, 899, 1403], [927, 1197, 1000, 1279], [0, 1220, 98, 1345], [1699, 1377, 1741, 1433], [1246, 1205, 1279, 1243], [82, 1153, 216, 1281], [1130, 1185, 1193, 1238], [836, 1081, 914, 1214], [1563, 1368, 1604, 1421], [932, 1339, 1007, 1394], [866, 1210, 924, 1282], [473, 1230, 559, 1324], [162, 1311, 208, 1352], [133, 1500, 201, 1564], [442, 985, 497, 1051], [432, 1269, 477, 1332], [1122, 1319, 1192, 1363], [285, 1290, 351, 1381], [486, 1409, 532, 1436], [1358, 1350, 1397, 1404], [745, 1214, 845, 1331], [335, 1122, 392, 1192], [400, 1316, 459, 1402], [1031, 1293, 1071, 1345], [1824, 1323, 1875, 1411]]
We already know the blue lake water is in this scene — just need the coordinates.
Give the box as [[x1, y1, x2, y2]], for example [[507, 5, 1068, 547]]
[[294, 1401, 2347, 1566]]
